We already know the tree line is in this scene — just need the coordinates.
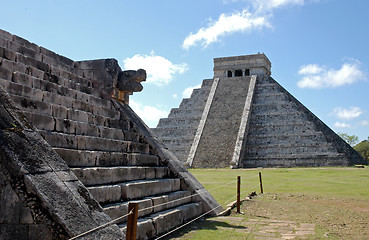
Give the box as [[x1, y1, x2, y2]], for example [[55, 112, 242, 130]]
[[339, 133, 369, 163]]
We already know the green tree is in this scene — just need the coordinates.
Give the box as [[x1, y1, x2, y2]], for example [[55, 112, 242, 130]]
[[354, 138, 369, 161], [338, 132, 359, 146]]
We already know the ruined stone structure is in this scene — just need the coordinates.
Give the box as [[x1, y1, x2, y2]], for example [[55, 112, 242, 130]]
[[0, 29, 222, 240], [153, 54, 367, 168]]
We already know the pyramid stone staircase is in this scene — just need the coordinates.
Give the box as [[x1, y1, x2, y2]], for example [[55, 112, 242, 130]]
[[153, 79, 213, 164], [153, 54, 366, 168], [0, 29, 221, 239]]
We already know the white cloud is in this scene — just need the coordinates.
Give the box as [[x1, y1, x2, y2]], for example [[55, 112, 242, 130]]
[[253, 0, 305, 13], [298, 64, 323, 75], [297, 60, 366, 89], [183, 0, 307, 49], [182, 11, 268, 50], [182, 84, 201, 98], [172, 93, 178, 99], [360, 120, 369, 126], [123, 51, 188, 86], [334, 122, 351, 128], [332, 107, 363, 120], [129, 100, 168, 128]]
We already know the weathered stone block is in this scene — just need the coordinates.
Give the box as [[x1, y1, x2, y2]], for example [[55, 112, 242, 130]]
[[0, 184, 21, 223], [152, 208, 182, 236], [145, 167, 156, 179], [104, 202, 129, 223], [121, 179, 175, 200], [41, 131, 77, 149], [178, 202, 202, 221], [28, 224, 53, 240], [23, 112, 55, 131], [51, 104, 68, 119], [67, 109, 88, 123], [42, 91, 62, 105], [75, 122, 99, 137], [11, 72, 32, 87], [87, 184, 121, 204], [127, 153, 159, 166], [54, 148, 97, 167], [19, 207, 34, 224], [0, 224, 28, 240]]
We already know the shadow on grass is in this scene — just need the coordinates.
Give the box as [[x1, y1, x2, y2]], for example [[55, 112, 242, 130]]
[[160, 217, 248, 239]]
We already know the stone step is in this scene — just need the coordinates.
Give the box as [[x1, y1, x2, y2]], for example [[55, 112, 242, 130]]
[[153, 128, 198, 137], [39, 131, 149, 153], [156, 115, 202, 126], [255, 83, 280, 93], [251, 102, 297, 113], [246, 132, 327, 145], [201, 78, 214, 87], [22, 111, 124, 139], [243, 153, 348, 168], [87, 178, 180, 204], [1, 43, 101, 98], [253, 92, 287, 104], [102, 190, 192, 224], [0, 34, 74, 73], [153, 122, 199, 130], [11, 71, 98, 105], [160, 138, 194, 146], [245, 143, 338, 155], [71, 166, 169, 186], [168, 108, 205, 118], [179, 95, 209, 109], [4, 83, 118, 123], [250, 111, 306, 124], [247, 123, 318, 136], [119, 202, 202, 240], [54, 148, 159, 167]]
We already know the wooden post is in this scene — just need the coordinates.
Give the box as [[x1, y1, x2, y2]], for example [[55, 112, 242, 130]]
[[259, 172, 264, 194], [126, 202, 139, 240], [237, 176, 241, 213]]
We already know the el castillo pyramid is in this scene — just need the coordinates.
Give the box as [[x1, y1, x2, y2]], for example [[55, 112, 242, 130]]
[[153, 53, 366, 168]]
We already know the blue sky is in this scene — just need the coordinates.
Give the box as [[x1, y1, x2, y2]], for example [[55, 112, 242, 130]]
[[1, 0, 369, 142]]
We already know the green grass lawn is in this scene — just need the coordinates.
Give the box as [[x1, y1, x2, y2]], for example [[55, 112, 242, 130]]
[[164, 167, 369, 239], [190, 167, 369, 207]]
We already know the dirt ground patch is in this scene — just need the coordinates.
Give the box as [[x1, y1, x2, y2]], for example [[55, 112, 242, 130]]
[[165, 193, 369, 239], [241, 193, 369, 239]]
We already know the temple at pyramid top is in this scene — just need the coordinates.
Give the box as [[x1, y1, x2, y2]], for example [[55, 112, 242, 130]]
[[153, 53, 366, 168], [213, 53, 271, 78]]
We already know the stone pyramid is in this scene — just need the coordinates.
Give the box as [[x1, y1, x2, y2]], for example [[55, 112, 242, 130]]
[[153, 54, 366, 168]]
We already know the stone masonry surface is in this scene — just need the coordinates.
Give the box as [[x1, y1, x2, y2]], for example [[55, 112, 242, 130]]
[[0, 28, 222, 239]]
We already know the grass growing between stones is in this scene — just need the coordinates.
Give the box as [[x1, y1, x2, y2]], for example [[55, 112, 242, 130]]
[[163, 167, 369, 239]]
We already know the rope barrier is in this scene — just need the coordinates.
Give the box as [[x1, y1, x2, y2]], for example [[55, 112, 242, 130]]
[[68, 174, 261, 240], [154, 179, 259, 239], [206, 180, 237, 192], [68, 209, 134, 240]]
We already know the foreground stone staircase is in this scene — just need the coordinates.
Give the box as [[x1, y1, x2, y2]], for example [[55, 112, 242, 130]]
[[0, 29, 221, 239]]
